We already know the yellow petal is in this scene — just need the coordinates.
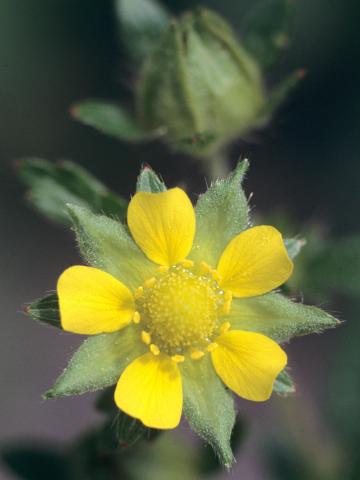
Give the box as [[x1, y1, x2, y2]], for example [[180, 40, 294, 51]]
[[217, 226, 293, 297], [211, 330, 287, 401], [127, 188, 195, 266], [114, 353, 182, 429], [57, 266, 134, 334]]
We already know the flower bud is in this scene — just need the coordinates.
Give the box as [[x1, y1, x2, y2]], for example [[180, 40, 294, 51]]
[[137, 8, 266, 156]]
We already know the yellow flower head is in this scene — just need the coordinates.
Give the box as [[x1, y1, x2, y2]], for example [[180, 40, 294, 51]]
[[57, 187, 292, 429]]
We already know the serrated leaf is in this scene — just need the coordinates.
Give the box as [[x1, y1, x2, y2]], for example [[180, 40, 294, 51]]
[[190, 160, 249, 266], [242, 0, 295, 69], [1, 445, 69, 480], [136, 166, 167, 193], [67, 204, 156, 290], [181, 355, 236, 469], [230, 292, 340, 343], [71, 100, 145, 142], [18, 158, 127, 225], [25, 292, 61, 329], [115, 0, 169, 64], [284, 237, 306, 260], [273, 368, 295, 396], [45, 327, 145, 398]]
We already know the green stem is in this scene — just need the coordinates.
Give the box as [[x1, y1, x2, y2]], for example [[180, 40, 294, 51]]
[[201, 151, 230, 182]]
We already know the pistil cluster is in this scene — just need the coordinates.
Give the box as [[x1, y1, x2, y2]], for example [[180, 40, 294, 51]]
[[133, 261, 233, 361]]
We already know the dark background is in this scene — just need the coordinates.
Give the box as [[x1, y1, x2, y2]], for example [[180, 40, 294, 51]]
[[0, 0, 359, 478]]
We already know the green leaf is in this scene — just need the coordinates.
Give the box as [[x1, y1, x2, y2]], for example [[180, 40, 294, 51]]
[[1, 445, 69, 480], [71, 100, 145, 142], [273, 368, 295, 396], [181, 355, 236, 469], [136, 166, 167, 193], [230, 292, 340, 343], [25, 292, 61, 329], [284, 236, 306, 260], [115, 0, 169, 64], [190, 160, 249, 266], [45, 327, 145, 398], [67, 204, 156, 290], [18, 158, 127, 225], [242, 0, 295, 69]]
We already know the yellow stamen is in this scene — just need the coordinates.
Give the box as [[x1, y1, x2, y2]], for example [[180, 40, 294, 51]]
[[212, 269, 222, 283], [190, 350, 205, 360], [158, 265, 169, 274], [171, 354, 185, 363], [144, 277, 156, 288], [141, 330, 151, 345], [222, 300, 232, 315], [219, 322, 231, 334], [133, 311, 141, 324], [224, 291, 233, 302], [181, 259, 194, 269], [150, 344, 160, 356], [199, 261, 211, 275], [134, 286, 143, 299], [207, 342, 218, 352]]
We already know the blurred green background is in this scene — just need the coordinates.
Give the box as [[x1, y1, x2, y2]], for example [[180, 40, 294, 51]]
[[0, 0, 359, 479]]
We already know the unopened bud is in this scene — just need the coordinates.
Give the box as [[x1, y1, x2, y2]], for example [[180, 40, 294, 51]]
[[137, 8, 265, 156]]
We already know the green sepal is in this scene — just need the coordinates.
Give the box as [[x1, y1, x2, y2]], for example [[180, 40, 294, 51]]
[[115, 0, 170, 64], [181, 355, 236, 469], [17, 158, 127, 225], [190, 160, 249, 267], [45, 327, 146, 398], [25, 292, 60, 329], [273, 368, 296, 396], [71, 100, 146, 142], [284, 237, 306, 260], [230, 292, 340, 343], [242, 0, 295, 70], [67, 204, 156, 290], [136, 166, 167, 193]]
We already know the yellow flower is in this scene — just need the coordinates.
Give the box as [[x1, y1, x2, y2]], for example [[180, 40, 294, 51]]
[[57, 188, 292, 429]]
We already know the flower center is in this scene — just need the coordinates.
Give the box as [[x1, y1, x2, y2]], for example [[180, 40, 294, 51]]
[[136, 263, 228, 356]]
